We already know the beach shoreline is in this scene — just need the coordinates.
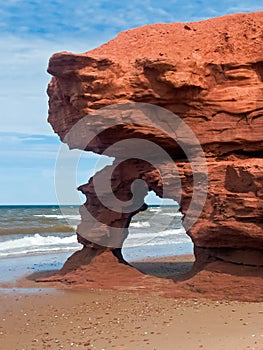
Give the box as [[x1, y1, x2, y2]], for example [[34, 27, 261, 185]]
[[0, 252, 195, 296]]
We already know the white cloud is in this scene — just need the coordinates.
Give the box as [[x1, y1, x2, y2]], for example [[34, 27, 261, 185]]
[[0, 34, 109, 135]]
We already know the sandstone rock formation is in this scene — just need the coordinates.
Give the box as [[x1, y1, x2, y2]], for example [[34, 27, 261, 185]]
[[47, 11, 263, 270]]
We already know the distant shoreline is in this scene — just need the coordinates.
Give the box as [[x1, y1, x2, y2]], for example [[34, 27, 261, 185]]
[[0, 204, 179, 208]]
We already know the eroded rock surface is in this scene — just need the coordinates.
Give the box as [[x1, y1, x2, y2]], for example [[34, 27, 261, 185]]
[[47, 12, 263, 269]]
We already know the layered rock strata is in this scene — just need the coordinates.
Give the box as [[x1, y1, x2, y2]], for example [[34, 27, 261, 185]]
[[47, 12, 263, 268]]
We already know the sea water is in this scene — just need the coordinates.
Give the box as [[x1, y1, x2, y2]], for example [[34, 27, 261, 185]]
[[0, 205, 193, 265]]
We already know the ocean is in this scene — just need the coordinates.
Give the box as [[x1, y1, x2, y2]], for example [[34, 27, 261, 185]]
[[0, 205, 193, 280]]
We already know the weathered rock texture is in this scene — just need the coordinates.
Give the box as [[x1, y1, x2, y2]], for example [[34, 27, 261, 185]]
[[47, 11, 263, 272]]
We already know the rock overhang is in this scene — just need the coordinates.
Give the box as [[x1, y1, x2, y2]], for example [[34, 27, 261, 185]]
[[47, 11, 263, 266]]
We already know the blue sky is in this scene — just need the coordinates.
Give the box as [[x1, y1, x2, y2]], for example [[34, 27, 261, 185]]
[[0, 1, 262, 204]]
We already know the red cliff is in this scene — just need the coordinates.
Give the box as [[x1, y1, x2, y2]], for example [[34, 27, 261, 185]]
[[46, 12, 263, 299]]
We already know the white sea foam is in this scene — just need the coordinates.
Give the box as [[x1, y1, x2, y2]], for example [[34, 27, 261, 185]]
[[128, 239, 191, 247], [130, 221, 150, 228], [34, 214, 81, 220], [0, 234, 81, 258], [148, 208, 161, 213], [128, 228, 187, 241], [162, 212, 183, 217], [34, 214, 64, 218], [123, 233, 191, 248]]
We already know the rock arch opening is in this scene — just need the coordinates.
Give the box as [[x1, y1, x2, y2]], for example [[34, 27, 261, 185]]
[[122, 191, 195, 278]]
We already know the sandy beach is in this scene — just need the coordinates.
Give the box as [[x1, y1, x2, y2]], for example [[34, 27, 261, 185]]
[[0, 253, 262, 350], [1, 288, 263, 350]]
